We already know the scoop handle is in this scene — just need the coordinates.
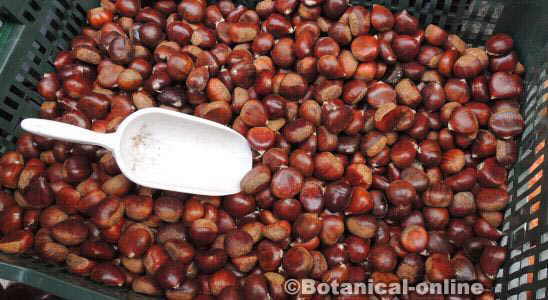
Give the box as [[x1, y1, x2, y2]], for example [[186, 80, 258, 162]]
[[21, 118, 118, 151]]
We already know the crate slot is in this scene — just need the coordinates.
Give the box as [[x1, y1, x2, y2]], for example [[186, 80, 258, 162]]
[[486, 2, 503, 22], [524, 241, 536, 252], [71, 12, 85, 27], [74, 3, 87, 22], [57, 0, 70, 8], [535, 140, 545, 154], [65, 23, 78, 36], [510, 261, 521, 274], [22, 11, 35, 22], [523, 255, 535, 267], [518, 147, 532, 161], [522, 120, 535, 138], [29, 0, 40, 11], [22, 78, 35, 89], [516, 182, 532, 199], [542, 233, 548, 244], [32, 55, 41, 67], [75, 3, 86, 18], [29, 68, 41, 81], [5, 97, 19, 110], [32, 40, 47, 55], [60, 32, 71, 43], [537, 288, 546, 299], [512, 226, 526, 247], [0, 108, 13, 122], [530, 200, 541, 214], [50, 19, 60, 31], [45, 30, 56, 42], [503, 218, 511, 230], [53, 7, 64, 20], [541, 250, 548, 263], [539, 268, 547, 280], [501, 234, 509, 247], [9, 85, 25, 98], [529, 218, 539, 232], [520, 273, 534, 286], [0, 128, 9, 138], [509, 278, 519, 290]]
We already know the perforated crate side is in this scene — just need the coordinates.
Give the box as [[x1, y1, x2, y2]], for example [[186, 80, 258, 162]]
[[0, 251, 156, 300], [0, 2, 159, 298], [0, 0, 97, 153], [349, 0, 506, 45], [494, 66, 548, 300], [0, 0, 44, 25]]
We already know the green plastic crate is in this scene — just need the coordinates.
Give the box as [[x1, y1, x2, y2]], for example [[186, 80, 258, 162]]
[[0, 0, 546, 299]]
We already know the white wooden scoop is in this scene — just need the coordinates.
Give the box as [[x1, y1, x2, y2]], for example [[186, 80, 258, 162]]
[[21, 108, 253, 196]]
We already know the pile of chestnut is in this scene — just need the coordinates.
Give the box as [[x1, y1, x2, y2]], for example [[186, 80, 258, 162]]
[[0, 0, 524, 298]]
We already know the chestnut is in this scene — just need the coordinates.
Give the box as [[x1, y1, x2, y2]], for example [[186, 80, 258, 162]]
[[270, 167, 303, 199], [369, 244, 397, 272], [447, 219, 474, 246], [132, 275, 162, 296], [453, 54, 482, 78], [425, 24, 448, 46], [189, 218, 218, 246], [400, 224, 429, 253], [390, 139, 417, 168], [351, 35, 379, 62], [0, 230, 33, 254], [489, 110, 524, 139], [371, 4, 394, 32], [425, 253, 454, 282], [449, 107, 478, 134], [193, 248, 227, 275], [262, 219, 290, 241], [486, 33, 513, 56], [496, 139, 518, 168], [80, 240, 115, 260], [66, 253, 96, 276], [123, 195, 153, 221], [480, 245, 506, 279], [392, 35, 420, 62], [440, 148, 465, 174], [91, 197, 125, 228], [282, 246, 313, 278], [205, 269, 237, 296], [51, 219, 89, 246], [118, 223, 153, 258], [154, 196, 183, 223], [224, 229, 254, 258], [395, 254, 424, 284], [387, 180, 416, 206], [476, 187, 509, 212], [228, 23, 259, 43], [90, 263, 126, 287], [154, 262, 185, 289], [489, 71, 523, 100]]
